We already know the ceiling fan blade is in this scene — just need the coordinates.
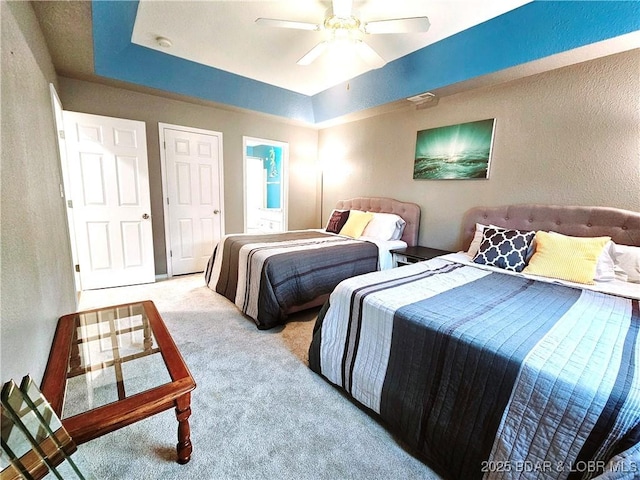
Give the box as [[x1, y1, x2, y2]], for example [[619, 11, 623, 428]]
[[365, 17, 430, 34], [255, 18, 320, 31], [297, 41, 328, 66], [332, 0, 353, 18], [354, 41, 386, 69]]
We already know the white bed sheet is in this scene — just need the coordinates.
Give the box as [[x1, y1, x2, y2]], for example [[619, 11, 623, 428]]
[[359, 237, 407, 270], [447, 252, 640, 300], [312, 229, 406, 271]]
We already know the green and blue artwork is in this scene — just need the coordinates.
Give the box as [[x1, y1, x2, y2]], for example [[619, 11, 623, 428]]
[[414, 118, 495, 180]]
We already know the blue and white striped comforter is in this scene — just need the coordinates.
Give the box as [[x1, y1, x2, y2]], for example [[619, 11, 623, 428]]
[[205, 230, 379, 329], [309, 258, 640, 479]]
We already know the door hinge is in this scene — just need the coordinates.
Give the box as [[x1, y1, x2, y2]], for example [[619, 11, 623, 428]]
[[166, 197, 170, 205], [75, 264, 80, 273], [58, 130, 65, 139], [67, 199, 73, 208], [170, 250, 173, 258]]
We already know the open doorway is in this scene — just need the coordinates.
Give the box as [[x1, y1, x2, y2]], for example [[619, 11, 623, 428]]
[[243, 137, 288, 233]]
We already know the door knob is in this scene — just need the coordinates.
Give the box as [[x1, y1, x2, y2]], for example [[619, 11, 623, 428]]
[[213, 209, 220, 214], [142, 213, 150, 219]]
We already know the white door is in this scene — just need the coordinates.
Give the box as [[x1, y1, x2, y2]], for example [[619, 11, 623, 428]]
[[245, 157, 264, 232], [64, 111, 155, 290], [160, 124, 224, 276]]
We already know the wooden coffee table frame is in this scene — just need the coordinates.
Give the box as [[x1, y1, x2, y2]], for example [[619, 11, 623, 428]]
[[41, 300, 196, 464]]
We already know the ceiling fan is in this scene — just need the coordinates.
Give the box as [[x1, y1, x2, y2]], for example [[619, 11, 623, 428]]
[[256, 0, 430, 68]]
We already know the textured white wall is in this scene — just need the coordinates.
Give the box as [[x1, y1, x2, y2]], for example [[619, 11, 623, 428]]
[[1, 1, 77, 385], [319, 49, 640, 250]]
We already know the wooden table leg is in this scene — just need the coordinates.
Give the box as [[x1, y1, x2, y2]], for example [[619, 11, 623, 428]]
[[175, 393, 192, 464], [69, 326, 81, 372]]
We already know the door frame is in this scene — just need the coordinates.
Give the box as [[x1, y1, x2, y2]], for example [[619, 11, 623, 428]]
[[244, 155, 265, 232], [50, 84, 80, 304], [242, 136, 289, 233], [159, 123, 225, 278]]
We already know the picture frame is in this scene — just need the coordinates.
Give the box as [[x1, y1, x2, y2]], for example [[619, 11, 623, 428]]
[[413, 118, 496, 180]]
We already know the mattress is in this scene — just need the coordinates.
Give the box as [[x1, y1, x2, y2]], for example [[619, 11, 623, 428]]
[[205, 230, 380, 328], [309, 256, 640, 479]]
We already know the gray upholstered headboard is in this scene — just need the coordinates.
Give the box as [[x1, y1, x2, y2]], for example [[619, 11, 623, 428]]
[[335, 197, 421, 247], [461, 204, 640, 250]]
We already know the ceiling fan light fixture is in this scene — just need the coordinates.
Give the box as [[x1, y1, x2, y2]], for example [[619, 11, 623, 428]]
[[255, 18, 320, 31], [331, 0, 354, 19], [354, 41, 386, 69], [324, 14, 361, 32], [328, 24, 364, 44], [365, 17, 430, 35], [258, 0, 427, 67], [297, 41, 328, 66]]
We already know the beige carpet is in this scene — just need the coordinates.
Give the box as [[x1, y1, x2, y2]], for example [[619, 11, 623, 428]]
[[72, 274, 442, 480]]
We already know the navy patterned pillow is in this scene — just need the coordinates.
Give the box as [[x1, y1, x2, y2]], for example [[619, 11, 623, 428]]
[[326, 210, 350, 234], [473, 227, 535, 272]]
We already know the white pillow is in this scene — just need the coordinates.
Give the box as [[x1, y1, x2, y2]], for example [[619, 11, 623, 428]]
[[465, 223, 488, 258], [614, 244, 640, 283], [361, 212, 406, 241], [594, 241, 616, 282]]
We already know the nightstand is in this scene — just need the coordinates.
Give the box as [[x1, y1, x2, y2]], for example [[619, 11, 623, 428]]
[[391, 246, 452, 267]]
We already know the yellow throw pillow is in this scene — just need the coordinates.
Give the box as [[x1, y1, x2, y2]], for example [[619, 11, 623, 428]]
[[523, 231, 611, 285], [339, 210, 374, 238]]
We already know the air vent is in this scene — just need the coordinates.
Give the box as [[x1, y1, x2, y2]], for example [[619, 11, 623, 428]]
[[407, 92, 438, 109]]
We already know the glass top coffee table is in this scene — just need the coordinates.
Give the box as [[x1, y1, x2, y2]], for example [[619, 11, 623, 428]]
[[40, 300, 196, 464]]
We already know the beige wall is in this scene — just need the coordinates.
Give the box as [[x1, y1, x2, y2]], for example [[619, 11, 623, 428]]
[[58, 78, 320, 275], [319, 49, 640, 251], [1, 1, 77, 385]]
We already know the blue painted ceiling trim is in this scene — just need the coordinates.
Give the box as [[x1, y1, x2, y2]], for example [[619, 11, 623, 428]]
[[92, 1, 315, 123], [312, 1, 640, 123], [93, 1, 639, 125]]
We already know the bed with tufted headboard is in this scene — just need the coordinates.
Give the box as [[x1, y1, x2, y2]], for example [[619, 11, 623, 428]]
[[205, 197, 420, 329], [461, 203, 640, 249], [334, 196, 421, 247], [310, 203, 640, 479]]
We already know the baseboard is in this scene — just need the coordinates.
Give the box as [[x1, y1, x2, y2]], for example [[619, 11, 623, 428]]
[[155, 274, 169, 281]]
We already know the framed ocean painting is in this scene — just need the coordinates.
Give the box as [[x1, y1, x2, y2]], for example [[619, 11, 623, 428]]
[[413, 118, 496, 180]]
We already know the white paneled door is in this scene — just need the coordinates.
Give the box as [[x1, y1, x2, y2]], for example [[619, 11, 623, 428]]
[[64, 111, 155, 290], [160, 125, 224, 276]]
